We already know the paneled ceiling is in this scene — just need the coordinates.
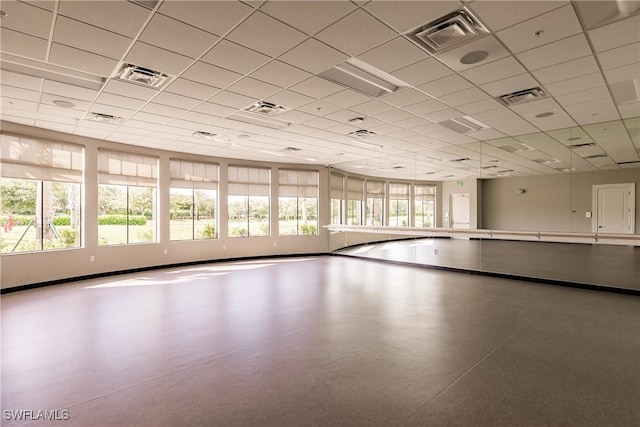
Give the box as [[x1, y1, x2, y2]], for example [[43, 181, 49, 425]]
[[1, 0, 639, 180]]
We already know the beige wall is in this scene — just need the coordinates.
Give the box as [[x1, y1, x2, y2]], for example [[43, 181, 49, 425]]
[[482, 169, 640, 232]]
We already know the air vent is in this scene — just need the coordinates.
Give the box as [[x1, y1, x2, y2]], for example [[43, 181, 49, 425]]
[[450, 157, 471, 162], [283, 147, 301, 152], [497, 87, 547, 106], [408, 8, 489, 54], [193, 131, 218, 140], [480, 165, 498, 169], [115, 64, 169, 88], [392, 166, 404, 169], [617, 160, 640, 167], [348, 129, 377, 138], [569, 142, 596, 149], [319, 58, 408, 98], [583, 154, 608, 159], [533, 158, 560, 164], [498, 142, 535, 153], [227, 112, 290, 130], [438, 116, 489, 134], [244, 101, 289, 116], [89, 113, 122, 124]]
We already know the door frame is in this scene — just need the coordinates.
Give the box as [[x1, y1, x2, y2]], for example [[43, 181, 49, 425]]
[[449, 193, 470, 229], [591, 183, 635, 234]]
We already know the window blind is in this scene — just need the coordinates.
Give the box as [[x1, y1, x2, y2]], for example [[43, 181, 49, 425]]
[[347, 177, 364, 200], [279, 169, 318, 198], [98, 149, 158, 187], [228, 166, 270, 196], [330, 173, 344, 199], [169, 159, 218, 189], [366, 181, 385, 197]]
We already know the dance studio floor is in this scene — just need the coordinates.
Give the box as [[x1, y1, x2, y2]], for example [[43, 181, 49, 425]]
[[339, 238, 640, 292], [2, 255, 639, 426]]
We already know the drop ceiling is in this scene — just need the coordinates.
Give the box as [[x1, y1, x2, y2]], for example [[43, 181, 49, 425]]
[[0, 0, 639, 181]]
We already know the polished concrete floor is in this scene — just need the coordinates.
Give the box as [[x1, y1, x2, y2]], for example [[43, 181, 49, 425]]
[[2, 256, 639, 426], [340, 238, 640, 292]]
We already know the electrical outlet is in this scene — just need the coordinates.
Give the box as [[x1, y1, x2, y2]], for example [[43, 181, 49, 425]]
[[90, 256, 95, 262], [163, 249, 167, 255], [585, 212, 591, 218]]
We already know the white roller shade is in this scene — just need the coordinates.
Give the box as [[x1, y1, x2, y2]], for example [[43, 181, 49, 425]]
[[347, 177, 364, 200], [170, 159, 218, 189], [98, 149, 158, 187], [1, 134, 83, 182], [389, 183, 409, 197], [415, 184, 436, 200], [228, 166, 270, 196], [330, 173, 344, 199], [279, 169, 318, 198], [366, 180, 385, 197]]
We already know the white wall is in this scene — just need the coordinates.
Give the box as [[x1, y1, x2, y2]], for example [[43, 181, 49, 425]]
[[441, 179, 482, 229]]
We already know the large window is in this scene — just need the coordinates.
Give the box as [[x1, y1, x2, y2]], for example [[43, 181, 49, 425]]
[[330, 173, 344, 225], [278, 169, 318, 236], [415, 184, 436, 228], [366, 181, 385, 226], [1, 135, 82, 253], [228, 166, 270, 237], [389, 183, 409, 227], [98, 150, 157, 245], [170, 159, 218, 240], [346, 177, 364, 225]]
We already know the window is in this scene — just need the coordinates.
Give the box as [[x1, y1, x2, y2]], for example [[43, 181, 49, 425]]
[[278, 170, 318, 235], [1, 135, 83, 253], [346, 177, 364, 225], [170, 159, 218, 240], [389, 183, 409, 227], [228, 166, 270, 237], [415, 184, 436, 227], [366, 181, 385, 226], [98, 150, 158, 245], [330, 173, 344, 225]]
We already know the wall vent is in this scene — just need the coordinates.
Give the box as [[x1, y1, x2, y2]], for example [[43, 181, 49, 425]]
[[244, 101, 289, 116], [115, 64, 169, 88], [497, 87, 547, 106], [89, 113, 123, 124], [408, 8, 489, 54]]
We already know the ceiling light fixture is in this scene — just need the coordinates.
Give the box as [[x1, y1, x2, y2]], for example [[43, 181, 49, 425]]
[[460, 50, 489, 65], [535, 112, 555, 118], [227, 112, 291, 130], [349, 117, 365, 124], [319, 58, 408, 98]]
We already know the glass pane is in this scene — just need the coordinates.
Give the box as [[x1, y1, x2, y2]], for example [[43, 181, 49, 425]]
[[128, 187, 156, 244], [98, 184, 127, 245], [228, 195, 248, 237], [46, 181, 81, 250], [1, 178, 38, 253], [170, 187, 193, 241], [299, 197, 318, 235], [366, 197, 384, 226], [347, 200, 362, 225], [193, 189, 216, 239], [249, 195, 269, 236], [330, 199, 342, 225], [279, 197, 298, 236]]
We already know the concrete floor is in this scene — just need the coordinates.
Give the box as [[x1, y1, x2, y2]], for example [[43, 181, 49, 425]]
[[2, 256, 639, 426], [340, 238, 640, 292]]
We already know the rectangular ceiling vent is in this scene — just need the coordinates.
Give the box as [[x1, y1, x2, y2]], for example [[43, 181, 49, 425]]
[[283, 147, 301, 152], [348, 129, 377, 138], [583, 154, 608, 159], [617, 160, 640, 167], [438, 116, 489, 134], [480, 165, 498, 169], [244, 101, 289, 116], [89, 113, 123, 124], [533, 157, 560, 164], [319, 58, 408, 98], [498, 142, 535, 153], [569, 142, 596, 149], [497, 87, 547, 106], [450, 157, 471, 162], [193, 131, 219, 140], [115, 64, 169, 88], [407, 8, 489, 54]]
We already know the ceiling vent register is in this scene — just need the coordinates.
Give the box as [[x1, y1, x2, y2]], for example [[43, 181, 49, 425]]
[[408, 8, 489, 54], [244, 101, 289, 116], [438, 116, 489, 134], [348, 129, 377, 138], [116, 64, 169, 88], [89, 113, 123, 124], [497, 87, 547, 106]]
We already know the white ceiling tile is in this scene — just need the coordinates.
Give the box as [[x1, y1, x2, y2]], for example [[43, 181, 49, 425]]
[[315, 9, 396, 56], [298, 100, 343, 116], [40, 93, 92, 111], [260, 1, 356, 35], [119, 120, 162, 131], [459, 56, 527, 86], [39, 104, 84, 119], [276, 110, 317, 124], [322, 90, 372, 108], [153, 92, 201, 110], [597, 42, 640, 70], [435, 36, 510, 73], [180, 111, 220, 125], [603, 63, 640, 84], [192, 101, 236, 117], [181, 61, 243, 87], [483, 115, 538, 135], [588, 14, 640, 52], [480, 73, 539, 97], [364, 0, 462, 33], [439, 87, 489, 107], [201, 40, 270, 74], [404, 99, 449, 115], [42, 81, 99, 102], [305, 117, 341, 130], [158, 0, 253, 36], [1, 28, 48, 61], [394, 116, 434, 130], [516, 34, 592, 71], [53, 16, 131, 60], [140, 102, 185, 118], [289, 77, 344, 99], [96, 93, 146, 110], [496, 5, 582, 54], [564, 98, 620, 125], [164, 78, 221, 100], [423, 108, 464, 122], [374, 109, 414, 123], [131, 112, 174, 125], [556, 86, 610, 107], [1, 1, 52, 39], [208, 91, 255, 109], [227, 77, 281, 99], [278, 38, 348, 74], [358, 37, 429, 73], [139, 13, 219, 59], [458, 98, 504, 115], [35, 121, 76, 133], [58, 0, 151, 37], [618, 102, 640, 119], [1, 71, 42, 91], [390, 58, 454, 86], [49, 43, 118, 76], [417, 74, 473, 98], [469, 1, 567, 32], [125, 42, 194, 76], [227, 11, 307, 57], [1, 86, 40, 102], [350, 100, 396, 116], [103, 79, 159, 101], [380, 89, 430, 108], [3, 99, 39, 114], [531, 55, 599, 84], [250, 61, 312, 88]]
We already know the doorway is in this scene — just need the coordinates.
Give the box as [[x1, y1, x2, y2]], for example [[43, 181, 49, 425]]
[[592, 183, 635, 234], [450, 193, 470, 229]]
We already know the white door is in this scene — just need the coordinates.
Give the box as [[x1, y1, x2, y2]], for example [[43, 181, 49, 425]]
[[450, 193, 470, 229], [593, 183, 635, 234]]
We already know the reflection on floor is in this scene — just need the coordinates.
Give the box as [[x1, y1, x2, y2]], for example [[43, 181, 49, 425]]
[[2, 256, 639, 426], [338, 238, 640, 292]]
